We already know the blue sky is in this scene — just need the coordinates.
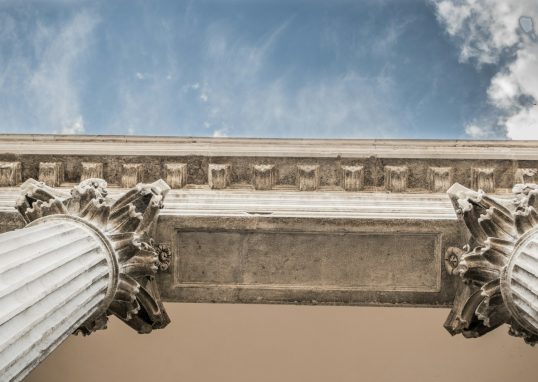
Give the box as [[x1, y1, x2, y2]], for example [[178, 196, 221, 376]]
[[0, 0, 536, 139]]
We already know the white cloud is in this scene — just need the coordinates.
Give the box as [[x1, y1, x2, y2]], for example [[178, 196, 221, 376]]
[[433, 0, 524, 65], [465, 124, 487, 138], [59, 116, 85, 134], [432, 0, 538, 139], [212, 129, 227, 137]]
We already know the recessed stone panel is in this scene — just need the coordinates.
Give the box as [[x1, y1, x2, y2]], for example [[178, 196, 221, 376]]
[[175, 230, 441, 292]]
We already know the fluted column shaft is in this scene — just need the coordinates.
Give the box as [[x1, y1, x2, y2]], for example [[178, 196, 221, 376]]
[[0, 216, 117, 382]]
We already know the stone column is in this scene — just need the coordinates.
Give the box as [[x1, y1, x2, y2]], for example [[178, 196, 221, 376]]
[[0, 178, 171, 381], [444, 183, 538, 345]]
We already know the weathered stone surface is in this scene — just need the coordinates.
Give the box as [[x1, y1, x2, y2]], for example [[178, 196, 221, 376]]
[[253, 164, 276, 190], [0, 184, 461, 307], [165, 163, 187, 189], [38, 162, 64, 187], [0, 161, 21, 186], [471, 167, 495, 192], [6, 135, 538, 374], [297, 165, 320, 191], [428, 167, 453, 192], [4, 135, 538, 311], [341, 165, 364, 191], [81, 162, 103, 180], [208, 164, 230, 189], [175, 231, 440, 291], [121, 163, 143, 187], [515, 168, 537, 184], [384, 166, 408, 192], [138, 188, 462, 307], [1, 135, 538, 192]]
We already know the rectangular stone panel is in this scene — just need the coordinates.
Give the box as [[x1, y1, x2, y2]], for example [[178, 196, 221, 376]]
[[174, 230, 441, 292]]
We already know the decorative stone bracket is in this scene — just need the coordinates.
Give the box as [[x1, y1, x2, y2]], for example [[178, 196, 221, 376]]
[[444, 182, 538, 345], [16, 178, 171, 334]]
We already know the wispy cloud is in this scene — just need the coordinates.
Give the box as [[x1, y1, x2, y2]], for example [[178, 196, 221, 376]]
[[0, 1, 476, 139], [195, 20, 401, 138], [32, 11, 98, 134], [432, 0, 538, 139], [371, 16, 416, 56], [0, 8, 98, 134]]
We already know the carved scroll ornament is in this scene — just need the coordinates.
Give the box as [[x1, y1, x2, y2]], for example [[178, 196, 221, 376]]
[[15, 178, 171, 334], [445, 183, 538, 345]]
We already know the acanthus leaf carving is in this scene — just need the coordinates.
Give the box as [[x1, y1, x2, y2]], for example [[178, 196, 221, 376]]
[[445, 182, 538, 345], [16, 178, 171, 335]]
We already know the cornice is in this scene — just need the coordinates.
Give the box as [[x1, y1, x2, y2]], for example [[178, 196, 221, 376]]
[[1, 134, 538, 159]]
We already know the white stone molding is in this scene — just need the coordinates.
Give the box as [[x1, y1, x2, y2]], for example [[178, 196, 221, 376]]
[[5, 135, 538, 159]]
